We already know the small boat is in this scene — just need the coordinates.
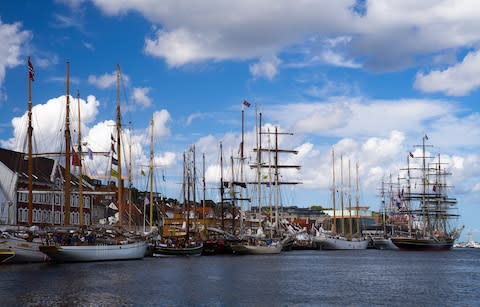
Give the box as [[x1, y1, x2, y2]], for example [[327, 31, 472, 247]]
[[0, 230, 49, 263], [314, 234, 369, 250], [0, 248, 15, 263], [153, 242, 203, 257], [370, 236, 398, 250], [39, 240, 147, 262], [230, 237, 283, 255]]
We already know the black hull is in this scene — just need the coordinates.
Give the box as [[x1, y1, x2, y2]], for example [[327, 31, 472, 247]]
[[391, 237, 454, 251]]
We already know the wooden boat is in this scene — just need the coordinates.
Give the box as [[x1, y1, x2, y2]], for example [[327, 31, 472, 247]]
[[313, 234, 369, 250], [0, 231, 48, 263], [153, 242, 203, 257], [389, 136, 462, 251], [39, 240, 147, 262]]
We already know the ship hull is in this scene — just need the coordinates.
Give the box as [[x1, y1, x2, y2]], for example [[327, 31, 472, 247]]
[[391, 237, 454, 251], [153, 243, 203, 257], [313, 235, 369, 250], [39, 241, 148, 262], [231, 242, 283, 255], [0, 237, 48, 263]]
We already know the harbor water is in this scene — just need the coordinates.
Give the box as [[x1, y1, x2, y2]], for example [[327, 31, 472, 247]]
[[1, 249, 479, 306]]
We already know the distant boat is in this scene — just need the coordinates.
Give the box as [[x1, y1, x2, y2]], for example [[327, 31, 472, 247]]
[[390, 136, 462, 251], [230, 237, 283, 255], [314, 149, 368, 250]]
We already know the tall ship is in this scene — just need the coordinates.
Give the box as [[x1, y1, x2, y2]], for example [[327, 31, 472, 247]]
[[390, 135, 462, 250]]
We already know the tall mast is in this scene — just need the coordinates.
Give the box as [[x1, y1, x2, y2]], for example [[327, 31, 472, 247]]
[[348, 159, 353, 237], [331, 148, 336, 235], [184, 152, 191, 240], [128, 123, 132, 231], [192, 145, 197, 233], [220, 142, 225, 230], [116, 64, 123, 226], [64, 61, 71, 226], [77, 90, 84, 226], [230, 155, 235, 234], [355, 162, 360, 235], [202, 153, 206, 228], [149, 117, 154, 231], [340, 155, 344, 236], [27, 57, 33, 226]]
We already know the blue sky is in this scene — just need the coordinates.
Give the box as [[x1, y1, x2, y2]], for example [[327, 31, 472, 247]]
[[1, 0, 479, 241]]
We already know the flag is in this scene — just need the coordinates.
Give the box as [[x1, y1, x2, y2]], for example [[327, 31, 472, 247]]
[[141, 169, 146, 176], [433, 185, 436, 192], [28, 57, 35, 81], [111, 143, 116, 153], [112, 157, 118, 166], [409, 152, 414, 158], [111, 133, 115, 142], [425, 134, 428, 140], [243, 100, 251, 108], [111, 168, 119, 178], [72, 148, 81, 166], [87, 147, 93, 160]]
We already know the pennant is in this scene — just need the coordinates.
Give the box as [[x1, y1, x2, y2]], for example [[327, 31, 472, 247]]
[[28, 57, 35, 81], [111, 168, 119, 178], [141, 169, 146, 176], [243, 100, 251, 108], [409, 152, 414, 158], [112, 157, 118, 166], [425, 134, 428, 140], [72, 148, 81, 166], [87, 147, 93, 160]]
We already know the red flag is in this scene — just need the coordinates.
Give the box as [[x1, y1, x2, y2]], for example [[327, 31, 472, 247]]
[[72, 148, 81, 166], [28, 57, 35, 81]]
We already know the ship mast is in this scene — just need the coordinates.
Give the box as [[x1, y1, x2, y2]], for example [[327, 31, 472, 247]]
[[27, 57, 33, 226], [331, 148, 336, 235], [149, 117, 154, 231], [64, 61, 72, 226], [77, 90, 84, 226], [116, 64, 123, 226]]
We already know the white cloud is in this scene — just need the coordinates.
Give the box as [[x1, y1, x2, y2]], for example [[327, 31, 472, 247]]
[[414, 50, 480, 96], [151, 109, 171, 139], [0, 95, 99, 153], [91, 0, 480, 71], [249, 56, 281, 80], [88, 71, 130, 89], [132, 87, 152, 107], [186, 112, 203, 126], [0, 21, 31, 98]]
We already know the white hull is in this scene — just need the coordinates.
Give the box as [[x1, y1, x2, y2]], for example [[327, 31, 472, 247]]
[[371, 237, 398, 250], [0, 237, 48, 263], [313, 235, 368, 250], [231, 243, 283, 254], [40, 241, 148, 262]]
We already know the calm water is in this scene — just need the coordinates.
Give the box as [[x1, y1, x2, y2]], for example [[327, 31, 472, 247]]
[[1, 249, 479, 306]]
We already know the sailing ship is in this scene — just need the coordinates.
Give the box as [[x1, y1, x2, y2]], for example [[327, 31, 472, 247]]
[[390, 135, 462, 250], [39, 64, 147, 262], [0, 57, 51, 263], [152, 147, 203, 257], [314, 149, 368, 250], [231, 109, 299, 254]]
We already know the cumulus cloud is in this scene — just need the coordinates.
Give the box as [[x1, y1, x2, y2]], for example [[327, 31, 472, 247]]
[[0, 21, 31, 98], [132, 87, 152, 107], [91, 1, 480, 71], [414, 50, 480, 96], [88, 71, 130, 89], [0, 95, 100, 153], [249, 56, 281, 80]]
